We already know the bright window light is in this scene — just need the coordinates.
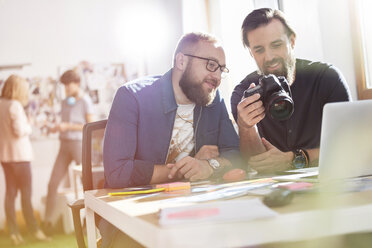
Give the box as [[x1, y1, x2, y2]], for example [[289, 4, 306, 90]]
[[115, 2, 171, 69]]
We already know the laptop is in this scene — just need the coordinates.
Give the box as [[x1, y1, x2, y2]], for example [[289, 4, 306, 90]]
[[273, 99, 372, 183], [318, 99, 372, 182]]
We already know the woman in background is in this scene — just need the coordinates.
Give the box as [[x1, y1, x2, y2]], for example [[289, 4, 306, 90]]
[[0, 75, 49, 245]]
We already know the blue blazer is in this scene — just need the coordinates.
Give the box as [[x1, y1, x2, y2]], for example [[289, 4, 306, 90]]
[[103, 69, 240, 188]]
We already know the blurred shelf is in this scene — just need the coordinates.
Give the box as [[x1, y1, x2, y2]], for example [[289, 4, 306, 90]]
[[0, 63, 31, 71]]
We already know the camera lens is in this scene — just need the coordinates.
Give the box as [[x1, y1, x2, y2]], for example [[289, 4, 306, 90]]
[[267, 93, 294, 121]]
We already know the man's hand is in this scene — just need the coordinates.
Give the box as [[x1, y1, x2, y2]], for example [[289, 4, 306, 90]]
[[47, 122, 69, 133], [194, 145, 219, 160], [167, 156, 213, 181], [237, 83, 265, 130], [165, 163, 184, 180], [248, 138, 293, 173]]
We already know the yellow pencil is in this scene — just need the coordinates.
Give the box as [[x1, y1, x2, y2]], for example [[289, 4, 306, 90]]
[[108, 182, 191, 196], [108, 187, 165, 196]]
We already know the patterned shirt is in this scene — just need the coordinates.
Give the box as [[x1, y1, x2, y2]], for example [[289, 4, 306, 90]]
[[166, 103, 195, 163]]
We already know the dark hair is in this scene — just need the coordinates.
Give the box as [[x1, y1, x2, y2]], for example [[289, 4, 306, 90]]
[[241, 8, 296, 48], [173, 32, 219, 66], [60, 70, 80, 85]]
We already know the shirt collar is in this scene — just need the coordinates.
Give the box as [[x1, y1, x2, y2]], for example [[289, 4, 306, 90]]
[[160, 69, 178, 114]]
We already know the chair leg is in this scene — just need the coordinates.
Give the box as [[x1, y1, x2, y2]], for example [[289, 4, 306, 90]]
[[69, 199, 86, 248]]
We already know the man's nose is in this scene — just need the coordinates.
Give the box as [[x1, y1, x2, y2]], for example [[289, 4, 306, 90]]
[[265, 49, 276, 62], [211, 68, 222, 81]]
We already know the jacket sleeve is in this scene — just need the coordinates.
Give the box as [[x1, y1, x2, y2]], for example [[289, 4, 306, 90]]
[[9, 101, 32, 138], [217, 98, 244, 169], [103, 86, 154, 188]]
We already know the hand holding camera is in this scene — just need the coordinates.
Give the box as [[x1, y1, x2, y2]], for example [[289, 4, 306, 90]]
[[237, 84, 266, 129], [243, 74, 294, 121]]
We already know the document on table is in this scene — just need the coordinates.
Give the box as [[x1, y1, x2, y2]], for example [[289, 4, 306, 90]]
[[285, 167, 319, 173], [159, 198, 278, 226], [161, 180, 274, 203], [272, 170, 319, 182]]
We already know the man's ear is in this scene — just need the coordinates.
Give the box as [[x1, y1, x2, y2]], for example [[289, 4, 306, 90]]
[[289, 34, 296, 49], [175, 52, 187, 71]]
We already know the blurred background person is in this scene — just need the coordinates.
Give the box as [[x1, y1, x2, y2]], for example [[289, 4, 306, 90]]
[[0, 75, 50, 245], [43, 69, 94, 235]]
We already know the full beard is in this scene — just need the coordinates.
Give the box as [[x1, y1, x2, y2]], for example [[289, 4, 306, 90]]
[[179, 67, 216, 106], [259, 54, 296, 85]]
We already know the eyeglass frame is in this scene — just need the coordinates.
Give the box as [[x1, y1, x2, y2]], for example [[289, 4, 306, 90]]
[[183, 54, 229, 75]]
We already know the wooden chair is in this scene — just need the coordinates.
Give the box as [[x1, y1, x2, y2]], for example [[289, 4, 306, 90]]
[[68, 119, 107, 248]]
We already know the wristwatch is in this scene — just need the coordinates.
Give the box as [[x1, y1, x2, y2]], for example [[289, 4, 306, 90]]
[[292, 149, 309, 169], [207, 159, 221, 170]]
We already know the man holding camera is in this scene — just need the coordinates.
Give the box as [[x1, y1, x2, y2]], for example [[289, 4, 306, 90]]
[[231, 8, 351, 174]]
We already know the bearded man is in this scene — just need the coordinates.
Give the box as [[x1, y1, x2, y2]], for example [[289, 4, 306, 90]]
[[104, 32, 240, 188], [101, 32, 242, 247], [231, 8, 351, 174]]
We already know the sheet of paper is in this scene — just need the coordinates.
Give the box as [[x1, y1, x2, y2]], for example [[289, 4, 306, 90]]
[[159, 198, 278, 226], [285, 167, 319, 173], [162, 182, 274, 204], [272, 170, 319, 182]]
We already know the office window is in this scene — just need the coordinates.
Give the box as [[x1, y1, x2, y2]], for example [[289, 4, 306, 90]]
[[181, 0, 280, 112], [350, 0, 372, 99]]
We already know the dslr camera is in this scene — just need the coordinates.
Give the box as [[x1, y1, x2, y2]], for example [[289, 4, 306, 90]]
[[243, 74, 294, 121]]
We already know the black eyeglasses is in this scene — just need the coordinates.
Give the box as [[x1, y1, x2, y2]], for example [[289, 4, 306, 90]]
[[184, 54, 229, 75]]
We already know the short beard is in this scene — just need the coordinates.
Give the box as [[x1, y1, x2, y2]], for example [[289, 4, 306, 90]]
[[179, 65, 216, 106], [259, 54, 296, 85]]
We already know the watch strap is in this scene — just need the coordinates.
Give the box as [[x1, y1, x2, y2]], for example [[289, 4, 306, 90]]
[[302, 149, 309, 166]]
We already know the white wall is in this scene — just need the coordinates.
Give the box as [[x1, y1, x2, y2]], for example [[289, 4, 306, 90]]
[[283, 0, 357, 99], [0, 0, 183, 79]]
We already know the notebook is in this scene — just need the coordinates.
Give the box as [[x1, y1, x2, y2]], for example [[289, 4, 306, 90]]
[[318, 100, 372, 182]]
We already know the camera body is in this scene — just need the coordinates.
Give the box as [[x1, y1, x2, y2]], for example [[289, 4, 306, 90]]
[[243, 74, 294, 121]]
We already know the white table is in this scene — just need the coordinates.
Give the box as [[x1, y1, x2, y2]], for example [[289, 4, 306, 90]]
[[84, 184, 372, 248]]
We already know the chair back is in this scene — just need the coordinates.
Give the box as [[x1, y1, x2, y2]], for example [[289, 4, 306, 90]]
[[82, 119, 107, 191], [70, 119, 107, 248]]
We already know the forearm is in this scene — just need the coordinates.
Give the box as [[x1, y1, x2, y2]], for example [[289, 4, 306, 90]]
[[239, 125, 266, 158], [64, 122, 84, 131], [104, 158, 156, 188], [307, 148, 320, 166]]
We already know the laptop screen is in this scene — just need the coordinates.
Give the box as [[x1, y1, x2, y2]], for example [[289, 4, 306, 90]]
[[318, 100, 372, 182]]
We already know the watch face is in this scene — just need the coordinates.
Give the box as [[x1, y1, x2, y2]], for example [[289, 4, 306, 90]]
[[293, 150, 306, 169], [208, 159, 220, 170]]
